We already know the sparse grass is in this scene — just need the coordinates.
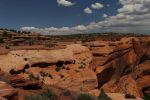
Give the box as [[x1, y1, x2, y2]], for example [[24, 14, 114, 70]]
[[77, 93, 96, 100], [24, 89, 57, 100]]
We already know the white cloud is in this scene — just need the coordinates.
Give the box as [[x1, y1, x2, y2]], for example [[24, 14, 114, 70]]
[[21, 0, 150, 35], [57, 0, 74, 7], [73, 25, 87, 31], [84, 7, 92, 14], [103, 14, 108, 18], [91, 2, 104, 9]]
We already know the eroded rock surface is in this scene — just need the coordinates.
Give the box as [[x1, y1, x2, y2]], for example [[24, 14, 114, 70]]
[[0, 37, 149, 99], [87, 37, 150, 98]]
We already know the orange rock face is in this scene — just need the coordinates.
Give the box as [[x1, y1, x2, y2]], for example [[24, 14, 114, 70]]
[[87, 37, 150, 98], [0, 36, 149, 99]]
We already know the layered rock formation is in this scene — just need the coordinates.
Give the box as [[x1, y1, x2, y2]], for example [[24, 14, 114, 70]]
[[0, 37, 149, 99], [87, 37, 150, 98], [0, 44, 97, 94]]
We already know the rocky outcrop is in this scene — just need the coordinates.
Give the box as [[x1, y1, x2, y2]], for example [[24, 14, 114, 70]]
[[87, 37, 150, 98], [0, 44, 92, 73], [92, 38, 150, 86], [102, 75, 141, 97], [0, 44, 96, 93]]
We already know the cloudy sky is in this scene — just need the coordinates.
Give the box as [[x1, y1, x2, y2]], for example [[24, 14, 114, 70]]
[[0, 0, 150, 35]]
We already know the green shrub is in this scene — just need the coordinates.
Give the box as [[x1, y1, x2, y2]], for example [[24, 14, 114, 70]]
[[143, 70, 150, 75], [2, 31, 9, 37], [144, 95, 150, 100], [98, 89, 112, 100], [125, 94, 136, 99], [5, 46, 10, 49], [13, 42, 19, 46], [29, 74, 39, 81], [55, 67, 61, 72], [77, 93, 96, 100], [60, 74, 64, 78], [9, 69, 23, 74], [48, 74, 53, 79], [0, 37, 4, 43], [78, 62, 86, 69], [66, 67, 70, 70], [24, 89, 57, 100], [40, 72, 53, 79]]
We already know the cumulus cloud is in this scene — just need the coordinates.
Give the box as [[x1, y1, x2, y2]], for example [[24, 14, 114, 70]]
[[57, 0, 74, 7], [21, 25, 87, 35], [21, 0, 150, 35], [103, 14, 108, 18], [84, 7, 92, 14], [91, 2, 104, 9]]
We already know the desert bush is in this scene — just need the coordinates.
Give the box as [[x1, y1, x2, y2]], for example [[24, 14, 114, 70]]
[[13, 42, 19, 46], [0, 37, 4, 43], [24, 89, 57, 100], [66, 67, 70, 70], [144, 95, 150, 100], [78, 62, 86, 69], [98, 89, 112, 100], [48, 74, 53, 79], [40, 72, 53, 79], [77, 93, 96, 100], [9, 69, 23, 74], [55, 67, 61, 72], [2, 31, 9, 37], [29, 39, 34, 46], [29, 74, 39, 81], [63, 90, 71, 96], [45, 43, 55, 48], [60, 74, 64, 78], [125, 94, 136, 99], [5, 46, 10, 49], [143, 70, 150, 75]]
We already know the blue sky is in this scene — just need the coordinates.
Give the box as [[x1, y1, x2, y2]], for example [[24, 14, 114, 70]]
[[0, 0, 150, 34], [0, 0, 119, 28]]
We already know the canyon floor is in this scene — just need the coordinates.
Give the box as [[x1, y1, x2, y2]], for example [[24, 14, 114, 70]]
[[0, 30, 149, 100]]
